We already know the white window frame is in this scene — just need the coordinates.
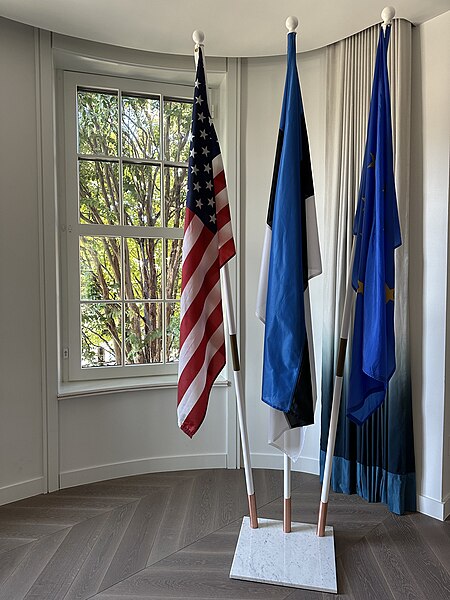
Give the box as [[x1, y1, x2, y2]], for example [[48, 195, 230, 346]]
[[62, 71, 200, 381]]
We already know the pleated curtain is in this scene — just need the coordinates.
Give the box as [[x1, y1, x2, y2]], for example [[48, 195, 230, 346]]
[[320, 19, 416, 514]]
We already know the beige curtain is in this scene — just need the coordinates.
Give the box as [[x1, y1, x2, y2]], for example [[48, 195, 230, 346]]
[[320, 20, 415, 514]]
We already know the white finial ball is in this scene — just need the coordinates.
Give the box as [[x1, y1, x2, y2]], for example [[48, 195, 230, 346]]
[[381, 6, 395, 24], [192, 30, 205, 45], [285, 16, 298, 33]]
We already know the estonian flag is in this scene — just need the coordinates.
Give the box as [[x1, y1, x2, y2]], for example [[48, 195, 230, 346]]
[[256, 31, 321, 461], [348, 26, 401, 425]]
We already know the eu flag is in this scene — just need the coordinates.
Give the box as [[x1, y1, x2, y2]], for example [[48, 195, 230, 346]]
[[348, 26, 402, 425], [258, 31, 321, 427]]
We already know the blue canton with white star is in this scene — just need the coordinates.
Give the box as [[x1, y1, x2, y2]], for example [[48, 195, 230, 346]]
[[187, 48, 221, 233]]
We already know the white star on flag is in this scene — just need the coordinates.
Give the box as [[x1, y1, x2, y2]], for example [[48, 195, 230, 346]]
[[194, 79, 200, 88], [190, 148, 197, 158], [195, 199, 203, 208], [202, 147, 210, 156], [210, 214, 216, 224], [195, 95, 203, 105], [208, 197, 214, 206], [191, 164, 199, 175], [197, 112, 205, 122], [205, 181, 213, 190], [204, 164, 211, 173], [193, 182, 201, 192], [200, 129, 207, 139]]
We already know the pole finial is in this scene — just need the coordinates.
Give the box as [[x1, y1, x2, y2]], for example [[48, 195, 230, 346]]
[[381, 6, 395, 30], [192, 30, 205, 47], [285, 16, 298, 34]]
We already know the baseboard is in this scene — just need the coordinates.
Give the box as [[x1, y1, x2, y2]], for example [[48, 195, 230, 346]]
[[444, 492, 450, 520], [417, 493, 449, 521], [250, 452, 320, 475], [60, 453, 228, 489], [0, 477, 45, 507]]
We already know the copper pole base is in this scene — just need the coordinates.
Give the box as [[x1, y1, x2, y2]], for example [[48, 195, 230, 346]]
[[317, 501, 328, 537], [248, 494, 258, 529], [283, 497, 291, 533]]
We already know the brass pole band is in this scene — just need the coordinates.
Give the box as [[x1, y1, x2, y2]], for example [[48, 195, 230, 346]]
[[336, 337, 348, 377], [248, 493, 258, 528], [229, 334, 240, 371], [317, 501, 328, 537], [283, 498, 292, 533]]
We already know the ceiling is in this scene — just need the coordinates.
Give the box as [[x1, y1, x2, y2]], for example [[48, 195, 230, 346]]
[[0, 0, 448, 57]]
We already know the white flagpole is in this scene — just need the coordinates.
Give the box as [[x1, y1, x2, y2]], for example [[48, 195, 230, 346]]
[[317, 242, 355, 536], [279, 15, 299, 536], [192, 30, 258, 528], [283, 454, 292, 533], [316, 6, 396, 537]]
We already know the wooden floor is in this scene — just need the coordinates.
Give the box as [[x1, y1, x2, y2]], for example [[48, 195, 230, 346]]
[[0, 469, 449, 600]]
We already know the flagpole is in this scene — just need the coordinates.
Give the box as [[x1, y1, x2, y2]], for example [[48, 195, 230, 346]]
[[316, 6, 396, 538], [283, 454, 292, 533], [276, 14, 299, 536], [192, 30, 258, 529], [317, 241, 356, 536]]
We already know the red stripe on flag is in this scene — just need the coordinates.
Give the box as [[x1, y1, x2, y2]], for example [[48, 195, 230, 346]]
[[178, 302, 224, 399], [216, 204, 233, 230], [179, 258, 220, 346], [213, 170, 226, 196], [180, 343, 226, 438], [218, 238, 236, 268]]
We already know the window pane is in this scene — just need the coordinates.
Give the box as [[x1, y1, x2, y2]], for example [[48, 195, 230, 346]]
[[77, 90, 118, 156], [166, 302, 180, 363], [79, 160, 120, 225], [123, 163, 161, 227], [122, 95, 160, 159], [125, 238, 162, 300], [165, 239, 182, 300], [80, 236, 121, 300], [163, 100, 192, 163], [81, 303, 122, 367], [125, 302, 162, 364], [164, 166, 187, 227]]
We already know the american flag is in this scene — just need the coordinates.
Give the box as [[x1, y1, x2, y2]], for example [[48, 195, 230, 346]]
[[177, 47, 235, 437]]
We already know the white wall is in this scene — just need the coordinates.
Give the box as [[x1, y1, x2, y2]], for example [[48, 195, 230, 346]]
[[240, 47, 327, 475], [59, 388, 229, 487], [0, 18, 46, 504], [410, 10, 450, 520]]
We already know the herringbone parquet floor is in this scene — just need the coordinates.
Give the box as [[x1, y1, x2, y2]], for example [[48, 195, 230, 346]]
[[0, 469, 448, 599]]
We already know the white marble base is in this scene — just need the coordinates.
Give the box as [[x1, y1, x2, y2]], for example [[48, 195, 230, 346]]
[[230, 517, 337, 594]]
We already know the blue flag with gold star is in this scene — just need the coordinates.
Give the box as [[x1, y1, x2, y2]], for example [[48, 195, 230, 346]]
[[348, 26, 402, 425]]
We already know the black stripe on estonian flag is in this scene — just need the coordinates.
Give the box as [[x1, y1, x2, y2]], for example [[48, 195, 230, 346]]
[[286, 114, 315, 428]]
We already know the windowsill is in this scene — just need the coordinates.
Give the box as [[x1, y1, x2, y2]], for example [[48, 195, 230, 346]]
[[58, 374, 231, 399]]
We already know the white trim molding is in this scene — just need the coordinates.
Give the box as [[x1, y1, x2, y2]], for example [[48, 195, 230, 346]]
[[417, 493, 450, 521], [60, 453, 227, 488], [0, 477, 46, 507]]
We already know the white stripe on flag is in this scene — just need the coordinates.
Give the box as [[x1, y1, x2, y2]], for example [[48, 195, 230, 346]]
[[182, 215, 204, 261], [178, 280, 221, 370], [177, 325, 224, 426], [256, 225, 272, 323], [180, 234, 218, 310]]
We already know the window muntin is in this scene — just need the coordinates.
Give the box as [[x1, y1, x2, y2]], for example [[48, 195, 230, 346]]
[[65, 75, 192, 380]]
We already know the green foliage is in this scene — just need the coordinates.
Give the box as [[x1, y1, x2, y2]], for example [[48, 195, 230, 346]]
[[77, 89, 190, 368]]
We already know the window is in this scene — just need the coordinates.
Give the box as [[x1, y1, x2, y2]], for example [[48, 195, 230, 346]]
[[63, 73, 194, 380]]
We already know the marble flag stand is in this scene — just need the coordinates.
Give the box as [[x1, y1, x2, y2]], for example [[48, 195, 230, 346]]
[[230, 14, 338, 595], [230, 517, 337, 593]]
